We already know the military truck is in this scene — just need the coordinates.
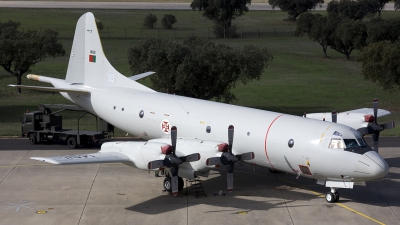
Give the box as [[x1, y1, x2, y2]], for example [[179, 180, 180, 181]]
[[21, 104, 114, 148]]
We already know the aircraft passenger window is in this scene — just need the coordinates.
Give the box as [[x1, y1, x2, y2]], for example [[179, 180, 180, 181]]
[[206, 126, 211, 133], [328, 139, 343, 149], [343, 139, 359, 148]]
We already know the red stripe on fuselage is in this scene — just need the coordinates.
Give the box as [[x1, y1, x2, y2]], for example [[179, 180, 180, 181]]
[[264, 114, 283, 169]]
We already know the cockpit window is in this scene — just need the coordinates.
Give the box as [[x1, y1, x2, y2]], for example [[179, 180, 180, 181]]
[[343, 139, 359, 148], [357, 138, 367, 147], [329, 138, 344, 149]]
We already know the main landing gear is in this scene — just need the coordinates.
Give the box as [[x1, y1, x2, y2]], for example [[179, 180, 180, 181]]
[[163, 176, 184, 193], [325, 188, 340, 203]]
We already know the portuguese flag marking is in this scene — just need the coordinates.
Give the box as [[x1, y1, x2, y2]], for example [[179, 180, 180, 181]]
[[89, 54, 96, 63]]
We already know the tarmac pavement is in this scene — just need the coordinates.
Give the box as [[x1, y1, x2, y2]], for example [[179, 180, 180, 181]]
[[0, 138, 400, 225]]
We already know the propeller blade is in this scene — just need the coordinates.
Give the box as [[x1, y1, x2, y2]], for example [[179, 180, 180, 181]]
[[373, 98, 378, 125], [228, 125, 234, 153], [171, 175, 179, 196], [331, 111, 337, 123], [238, 152, 255, 161], [147, 160, 164, 170], [180, 153, 201, 162], [170, 167, 179, 196], [383, 121, 395, 130], [372, 132, 380, 152], [171, 126, 177, 154], [357, 127, 369, 136], [227, 163, 234, 192], [206, 157, 221, 166]]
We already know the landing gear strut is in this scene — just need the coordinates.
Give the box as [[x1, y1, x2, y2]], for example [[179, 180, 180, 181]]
[[325, 187, 340, 203]]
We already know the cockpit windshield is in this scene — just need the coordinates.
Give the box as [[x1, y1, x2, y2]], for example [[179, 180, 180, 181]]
[[328, 131, 372, 154]]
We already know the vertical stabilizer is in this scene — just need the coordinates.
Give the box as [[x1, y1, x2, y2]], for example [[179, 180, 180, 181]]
[[65, 12, 153, 91]]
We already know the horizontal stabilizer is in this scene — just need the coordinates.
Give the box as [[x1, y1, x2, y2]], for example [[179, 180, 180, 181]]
[[344, 108, 391, 118], [8, 84, 89, 94], [128, 71, 156, 81], [31, 152, 130, 165]]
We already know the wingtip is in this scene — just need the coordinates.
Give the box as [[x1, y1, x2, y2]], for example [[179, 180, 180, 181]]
[[30, 157, 60, 164]]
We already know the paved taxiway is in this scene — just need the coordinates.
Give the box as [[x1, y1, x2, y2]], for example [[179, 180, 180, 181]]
[[0, 138, 399, 225]]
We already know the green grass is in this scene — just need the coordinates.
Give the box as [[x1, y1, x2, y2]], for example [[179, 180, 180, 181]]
[[0, 9, 399, 136]]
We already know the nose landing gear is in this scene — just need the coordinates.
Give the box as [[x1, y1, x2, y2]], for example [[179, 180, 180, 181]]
[[325, 188, 340, 203]]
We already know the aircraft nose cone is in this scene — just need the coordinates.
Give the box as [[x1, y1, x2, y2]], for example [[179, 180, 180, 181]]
[[363, 151, 389, 180]]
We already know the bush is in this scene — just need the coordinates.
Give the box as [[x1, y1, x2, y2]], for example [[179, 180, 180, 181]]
[[143, 13, 157, 29], [161, 14, 177, 30]]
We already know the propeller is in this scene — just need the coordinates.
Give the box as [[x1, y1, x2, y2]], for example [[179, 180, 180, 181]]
[[331, 111, 337, 123], [147, 126, 200, 196], [206, 125, 254, 193], [357, 98, 396, 152]]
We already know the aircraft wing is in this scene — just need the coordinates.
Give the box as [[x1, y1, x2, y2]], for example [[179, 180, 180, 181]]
[[31, 152, 130, 165], [343, 108, 391, 117], [8, 84, 90, 94]]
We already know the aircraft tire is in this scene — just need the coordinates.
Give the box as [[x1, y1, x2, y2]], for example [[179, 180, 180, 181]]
[[334, 192, 340, 202], [325, 192, 336, 203], [29, 133, 37, 145], [67, 136, 77, 149], [164, 177, 172, 193], [178, 177, 184, 191]]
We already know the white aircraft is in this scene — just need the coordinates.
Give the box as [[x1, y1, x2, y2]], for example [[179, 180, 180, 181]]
[[9, 12, 389, 203], [305, 101, 395, 153]]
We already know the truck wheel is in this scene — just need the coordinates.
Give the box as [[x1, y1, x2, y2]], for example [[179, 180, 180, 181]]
[[67, 136, 77, 149], [29, 133, 37, 145]]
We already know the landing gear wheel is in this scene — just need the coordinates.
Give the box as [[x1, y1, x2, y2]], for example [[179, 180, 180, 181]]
[[163, 177, 172, 193], [325, 192, 336, 203], [29, 133, 37, 145], [67, 136, 77, 149], [334, 192, 340, 202], [178, 177, 184, 191]]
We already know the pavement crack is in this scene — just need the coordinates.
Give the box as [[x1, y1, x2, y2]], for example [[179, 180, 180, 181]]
[[78, 163, 102, 225], [274, 174, 295, 225], [0, 150, 31, 185]]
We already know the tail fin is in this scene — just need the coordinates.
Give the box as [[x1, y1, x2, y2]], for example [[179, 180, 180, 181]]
[[66, 12, 153, 92]]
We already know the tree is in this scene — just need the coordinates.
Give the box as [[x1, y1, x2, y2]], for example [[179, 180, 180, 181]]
[[330, 19, 367, 60], [0, 21, 65, 93], [366, 18, 400, 44], [327, 0, 380, 20], [268, 0, 324, 20], [143, 13, 157, 29], [396, 0, 400, 10], [161, 14, 177, 30], [95, 19, 104, 32], [128, 37, 272, 103], [295, 13, 342, 58], [358, 39, 400, 92], [190, 0, 250, 38]]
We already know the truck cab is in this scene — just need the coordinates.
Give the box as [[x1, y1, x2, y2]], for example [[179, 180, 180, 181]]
[[22, 111, 43, 136]]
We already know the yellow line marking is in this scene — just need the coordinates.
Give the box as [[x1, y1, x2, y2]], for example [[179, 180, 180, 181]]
[[320, 133, 325, 143], [235, 170, 386, 225], [326, 125, 333, 130]]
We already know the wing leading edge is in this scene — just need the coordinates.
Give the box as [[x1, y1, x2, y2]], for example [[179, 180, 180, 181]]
[[31, 152, 130, 165]]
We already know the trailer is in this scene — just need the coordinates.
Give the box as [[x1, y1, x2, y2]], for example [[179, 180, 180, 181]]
[[21, 104, 114, 148]]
